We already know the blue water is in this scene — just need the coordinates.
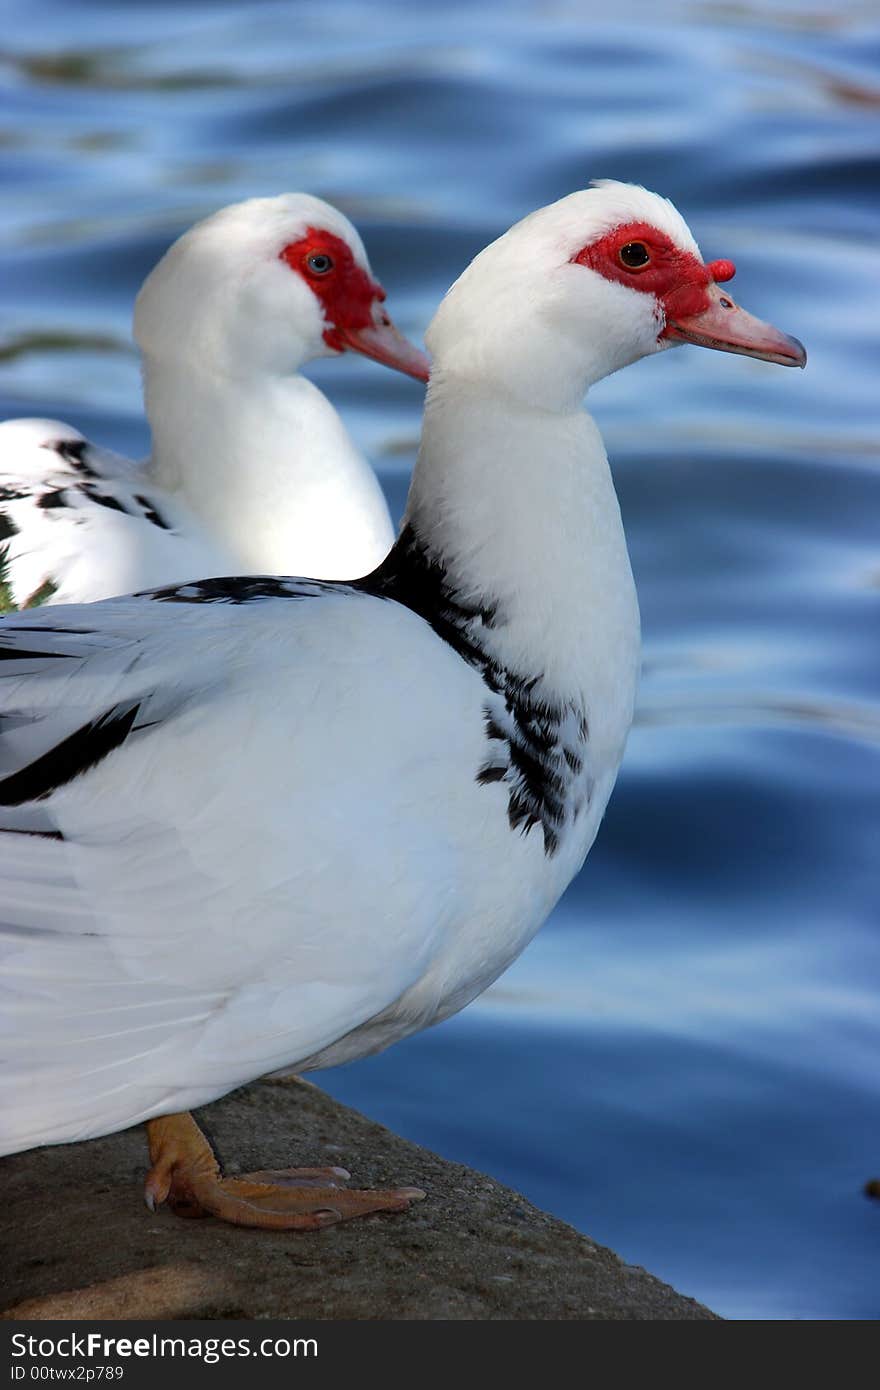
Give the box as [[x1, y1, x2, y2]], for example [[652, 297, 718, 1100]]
[[1, 0, 877, 1320]]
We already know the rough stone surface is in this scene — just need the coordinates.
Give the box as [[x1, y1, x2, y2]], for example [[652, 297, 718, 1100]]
[[0, 1078, 718, 1320]]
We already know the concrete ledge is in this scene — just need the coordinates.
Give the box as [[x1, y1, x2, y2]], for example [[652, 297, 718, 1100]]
[[0, 1078, 718, 1320]]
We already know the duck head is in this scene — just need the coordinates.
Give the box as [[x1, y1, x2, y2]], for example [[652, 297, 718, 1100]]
[[134, 193, 429, 383], [426, 180, 804, 410]]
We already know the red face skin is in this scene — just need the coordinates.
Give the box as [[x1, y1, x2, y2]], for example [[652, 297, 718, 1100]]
[[572, 220, 805, 367], [279, 228, 429, 382]]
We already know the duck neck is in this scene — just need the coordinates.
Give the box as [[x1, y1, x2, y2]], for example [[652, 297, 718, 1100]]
[[143, 357, 395, 580], [369, 370, 641, 764]]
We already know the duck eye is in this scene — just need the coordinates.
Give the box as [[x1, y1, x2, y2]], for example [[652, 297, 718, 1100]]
[[618, 242, 650, 270], [306, 252, 334, 275]]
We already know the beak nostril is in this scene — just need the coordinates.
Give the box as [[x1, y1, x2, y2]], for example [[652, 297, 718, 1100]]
[[719, 297, 734, 309]]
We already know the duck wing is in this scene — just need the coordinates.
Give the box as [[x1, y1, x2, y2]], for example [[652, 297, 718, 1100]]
[[0, 578, 485, 1154], [0, 418, 236, 609]]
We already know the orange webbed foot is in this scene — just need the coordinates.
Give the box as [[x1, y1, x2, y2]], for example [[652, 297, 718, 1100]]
[[144, 1111, 425, 1231]]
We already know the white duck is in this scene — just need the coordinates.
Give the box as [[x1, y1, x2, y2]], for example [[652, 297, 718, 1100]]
[[0, 182, 804, 1229], [0, 194, 428, 609]]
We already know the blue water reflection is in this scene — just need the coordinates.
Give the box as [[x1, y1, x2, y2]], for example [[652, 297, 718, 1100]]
[[1, 0, 877, 1320]]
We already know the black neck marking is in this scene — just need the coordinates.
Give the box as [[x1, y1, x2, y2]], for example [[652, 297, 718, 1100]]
[[359, 524, 591, 857], [358, 522, 499, 665]]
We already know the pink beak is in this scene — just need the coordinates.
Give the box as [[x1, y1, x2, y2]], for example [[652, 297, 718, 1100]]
[[337, 310, 430, 383], [662, 282, 806, 368]]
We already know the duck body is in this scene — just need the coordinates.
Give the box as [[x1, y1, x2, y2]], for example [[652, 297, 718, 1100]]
[[0, 182, 803, 1174]]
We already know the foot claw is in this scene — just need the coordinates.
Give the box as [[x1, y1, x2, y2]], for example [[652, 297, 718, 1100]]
[[143, 1167, 172, 1215]]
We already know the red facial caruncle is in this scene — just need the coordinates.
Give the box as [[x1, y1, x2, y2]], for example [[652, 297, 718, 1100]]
[[573, 220, 735, 323], [279, 228, 429, 382], [280, 228, 382, 349], [571, 219, 805, 368]]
